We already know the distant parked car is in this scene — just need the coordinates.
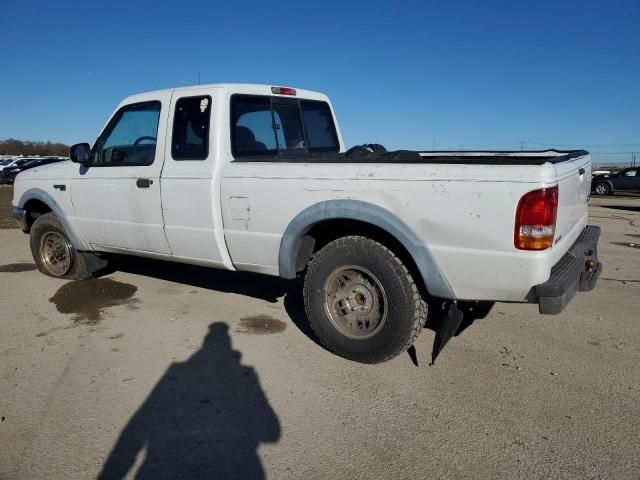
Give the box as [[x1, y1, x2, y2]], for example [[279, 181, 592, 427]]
[[0, 157, 66, 185], [592, 169, 611, 176], [592, 167, 640, 195], [0, 157, 32, 173]]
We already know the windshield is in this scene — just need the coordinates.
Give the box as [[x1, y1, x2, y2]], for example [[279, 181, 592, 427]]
[[0, 159, 10, 166]]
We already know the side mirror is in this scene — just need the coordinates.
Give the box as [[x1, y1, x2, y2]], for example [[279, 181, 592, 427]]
[[70, 143, 92, 164]]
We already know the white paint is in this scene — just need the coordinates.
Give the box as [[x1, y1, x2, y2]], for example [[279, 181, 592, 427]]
[[12, 83, 591, 302]]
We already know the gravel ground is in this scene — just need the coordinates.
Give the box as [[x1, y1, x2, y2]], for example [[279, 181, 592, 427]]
[[0, 188, 638, 479], [0, 186, 15, 229]]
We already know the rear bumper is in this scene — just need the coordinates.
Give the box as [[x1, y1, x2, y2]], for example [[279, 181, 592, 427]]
[[533, 225, 602, 314], [11, 206, 28, 232]]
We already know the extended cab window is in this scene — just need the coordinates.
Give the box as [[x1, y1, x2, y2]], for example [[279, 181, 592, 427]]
[[172, 96, 211, 160], [231, 95, 339, 158], [301, 100, 339, 149], [94, 101, 161, 166]]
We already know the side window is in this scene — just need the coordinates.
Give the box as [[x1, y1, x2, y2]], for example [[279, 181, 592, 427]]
[[172, 96, 211, 160], [232, 96, 276, 156], [95, 101, 161, 166], [301, 100, 339, 150], [624, 169, 637, 177]]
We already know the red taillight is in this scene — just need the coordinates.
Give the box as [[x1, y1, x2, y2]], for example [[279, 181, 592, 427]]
[[271, 86, 296, 96], [514, 186, 558, 250]]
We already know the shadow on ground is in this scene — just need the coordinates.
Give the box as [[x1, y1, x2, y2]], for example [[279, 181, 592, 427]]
[[99, 322, 280, 479], [105, 255, 321, 344], [103, 255, 490, 365], [600, 204, 640, 213]]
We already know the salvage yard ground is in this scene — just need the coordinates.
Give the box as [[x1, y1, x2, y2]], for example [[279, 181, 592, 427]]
[[0, 184, 638, 479]]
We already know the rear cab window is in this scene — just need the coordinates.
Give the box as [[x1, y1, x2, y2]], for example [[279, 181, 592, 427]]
[[231, 94, 339, 159]]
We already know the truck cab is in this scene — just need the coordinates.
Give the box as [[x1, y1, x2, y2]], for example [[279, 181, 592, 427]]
[[15, 84, 343, 266]]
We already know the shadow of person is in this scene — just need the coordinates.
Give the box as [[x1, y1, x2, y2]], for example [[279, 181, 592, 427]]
[[99, 323, 280, 479]]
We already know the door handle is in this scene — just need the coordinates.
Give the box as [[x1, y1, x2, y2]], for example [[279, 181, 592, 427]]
[[578, 168, 585, 175], [136, 178, 153, 188]]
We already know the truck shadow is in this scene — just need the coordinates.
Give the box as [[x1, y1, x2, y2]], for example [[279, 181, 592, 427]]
[[600, 205, 640, 213], [106, 255, 289, 303], [98, 322, 280, 480], [103, 255, 320, 344], [103, 255, 491, 361]]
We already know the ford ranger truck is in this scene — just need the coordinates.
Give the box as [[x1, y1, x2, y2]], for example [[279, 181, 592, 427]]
[[11, 83, 602, 364]]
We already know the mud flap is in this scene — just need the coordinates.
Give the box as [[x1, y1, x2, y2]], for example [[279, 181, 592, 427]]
[[79, 251, 109, 276], [430, 302, 464, 364]]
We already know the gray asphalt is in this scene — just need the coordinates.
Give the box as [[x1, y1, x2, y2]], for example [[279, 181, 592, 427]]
[[1, 185, 639, 479]]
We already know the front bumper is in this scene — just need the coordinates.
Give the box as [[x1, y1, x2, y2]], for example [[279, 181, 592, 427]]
[[11, 207, 28, 232], [533, 225, 602, 314]]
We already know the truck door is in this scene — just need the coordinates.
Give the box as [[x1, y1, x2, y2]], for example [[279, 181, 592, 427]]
[[159, 89, 232, 268], [70, 92, 171, 253], [614, 168, 638, 191]]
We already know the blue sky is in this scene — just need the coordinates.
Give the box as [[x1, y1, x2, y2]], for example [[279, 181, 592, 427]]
[[1, 0, 638, 164]]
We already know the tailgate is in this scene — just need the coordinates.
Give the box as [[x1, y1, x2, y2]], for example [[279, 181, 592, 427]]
[[553, 154, 591, 252]]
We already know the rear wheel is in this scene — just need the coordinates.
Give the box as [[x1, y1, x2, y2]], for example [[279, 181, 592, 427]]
[[30, 212, 94, 279], [594, 182, 611, 195], [303, 236, 426, 364]]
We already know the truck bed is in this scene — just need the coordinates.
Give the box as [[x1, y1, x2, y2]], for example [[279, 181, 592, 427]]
[[234, 149, 589, 165]]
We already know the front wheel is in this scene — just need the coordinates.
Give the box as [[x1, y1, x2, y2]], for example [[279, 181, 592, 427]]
[[303, 236, 426, 364], [30, 212, 94, 279], [594, 182, 611, 195]]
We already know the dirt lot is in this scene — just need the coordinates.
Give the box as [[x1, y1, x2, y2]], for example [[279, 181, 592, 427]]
[[0, 184, 638, 479], [0, 186, 15, 229]]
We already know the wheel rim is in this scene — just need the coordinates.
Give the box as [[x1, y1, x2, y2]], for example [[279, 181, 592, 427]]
[[323, 265, 388, 339], [39, 231, 73, 276], [596, 184, 607, 194]]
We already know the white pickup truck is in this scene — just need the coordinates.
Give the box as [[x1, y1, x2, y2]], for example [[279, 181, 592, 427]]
[[11, 83, 602, 363]]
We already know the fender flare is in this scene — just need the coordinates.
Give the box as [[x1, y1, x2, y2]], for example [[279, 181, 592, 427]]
[[17, 188, 87, 250], [278, 199, 455, 299]]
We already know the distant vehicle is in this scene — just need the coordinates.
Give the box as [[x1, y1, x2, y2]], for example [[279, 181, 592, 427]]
[[592, 167, 640, 195], [592, 169, 611, 176], [0, 157, 31, 173], [0, 157, 66, 185]]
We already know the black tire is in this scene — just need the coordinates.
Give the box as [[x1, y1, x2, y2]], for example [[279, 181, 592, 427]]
[[30, 212, 93, 280], [303, 236, 426, 364], [593, 182, 611, 196]]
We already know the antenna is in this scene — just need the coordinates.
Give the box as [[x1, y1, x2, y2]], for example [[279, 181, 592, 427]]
[[198, 72, 201, 85]]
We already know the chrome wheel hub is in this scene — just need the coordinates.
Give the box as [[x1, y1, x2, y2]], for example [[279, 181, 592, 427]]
[[323, 266, 387, 339], [39, 231, 72, 276]]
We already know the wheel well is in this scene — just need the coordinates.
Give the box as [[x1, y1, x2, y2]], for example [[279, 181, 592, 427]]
[[303, 219, 430, 297], [23, 199, 52, 231]]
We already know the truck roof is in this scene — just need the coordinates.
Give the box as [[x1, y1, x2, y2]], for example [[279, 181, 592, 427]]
[[122, 83, 331, 105]]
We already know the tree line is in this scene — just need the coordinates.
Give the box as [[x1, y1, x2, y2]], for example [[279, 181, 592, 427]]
[[0, 139, 69, 157]]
